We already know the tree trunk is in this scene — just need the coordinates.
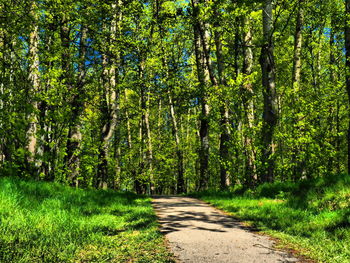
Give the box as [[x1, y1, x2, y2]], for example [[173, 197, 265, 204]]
[[26, 2, 40, 170], [145, 91, 154, 194], [292, 1, 304, 179], [97, 4, 120, 189], [138, 88, 146, 194], [330, 21, 341, 173], [124, 89, 139, 193], [125, 90, 133, 150], [168, 89, 185, 193], [60, 13, 83, 186], [113, 110, 122, 189], [345, 0, 350, 173], [64, 25, 87, 187], [0, 28, 4, 164], [260, 0, 278, 183], [97, 64, 119, 189], [242, 17, 257, 186], [191, 0, 213, 191], [214, 22, 230, 190], [292, 2, 303, 89]]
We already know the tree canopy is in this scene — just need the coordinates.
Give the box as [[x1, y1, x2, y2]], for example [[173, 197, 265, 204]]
[[1, 0, 349, 194]]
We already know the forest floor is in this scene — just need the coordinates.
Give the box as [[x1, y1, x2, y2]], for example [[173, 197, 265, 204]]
[[152, 196, 299, 263]]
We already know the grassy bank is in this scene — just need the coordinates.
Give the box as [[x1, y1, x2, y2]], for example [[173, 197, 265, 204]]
[[191, 174, 350, 263], [0, 177, 174, 263]]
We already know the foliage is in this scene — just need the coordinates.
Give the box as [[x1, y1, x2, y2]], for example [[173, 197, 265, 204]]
[[0, 0, 349, 192]]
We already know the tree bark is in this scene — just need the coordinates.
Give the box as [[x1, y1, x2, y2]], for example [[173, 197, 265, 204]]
[[145, 90, 154, 194], [26, 2, 40, 170], [291, 1, 304, 179], [113, 108, 122, 189], [214, 21, 230, 190], [135, 59, 149, 194], [168, 89, 185, 193], [65, 25, 87, 187], [0, 28, 3, 164], [242, 17, 257, 186], [97, 52, 118, 189], [330, 21, 341, 173], [97, 3, 120, 189], [191, 0, 213, 191], [60, 13, 84, 186], [124, 89, 140, 193], [345, 0, 350, 173], [260, 0, 278, 183], [292, 2, 303, 89]]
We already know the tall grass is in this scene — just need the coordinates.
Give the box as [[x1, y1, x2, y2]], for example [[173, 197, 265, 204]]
[[0, 177, 173, 262], [192, 174, 350, 263]]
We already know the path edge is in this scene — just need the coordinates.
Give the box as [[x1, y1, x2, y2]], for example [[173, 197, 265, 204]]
[[193, 197, 317, 263]]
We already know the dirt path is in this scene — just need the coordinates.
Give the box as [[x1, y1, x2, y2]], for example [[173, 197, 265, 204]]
[[152, 196, 300, 263]]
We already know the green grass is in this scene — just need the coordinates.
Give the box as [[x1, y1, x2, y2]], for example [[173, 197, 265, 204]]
[[191, 174, 350, 263], [0, 177, 174, 263]]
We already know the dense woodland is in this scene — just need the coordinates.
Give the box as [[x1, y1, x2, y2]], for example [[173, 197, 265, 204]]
[[1, 0, 350, 194]]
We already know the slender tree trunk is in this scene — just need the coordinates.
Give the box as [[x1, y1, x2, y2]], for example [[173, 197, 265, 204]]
[[139, 86, 146, 194], [97, 52, 119, 189], [65, 25, 88, 187], [214, 23, 230, 190], [0, 35, 11, 164], [330, 24, 341, 173], [26, 3, 40, 170], [135, 59, 149, 194], [260, 0, 278, 183], [219, 105, 230, 189], [292, 2, 303, 89], [97, 5, 120, 189], [113, 113, 121, 190], [345, 0, 350, 173], [191, 0, 214, 190], [168, 89, 185, 193], [60, 14, 83, 186], [0, 28, 4, 164], [292, 1, 304, 179], [124, 88, 139, 192], [144, 91, 154, 193], [242, 17, 257, 186], [66, 125, 82, 186], [125, 89, 133, 150]]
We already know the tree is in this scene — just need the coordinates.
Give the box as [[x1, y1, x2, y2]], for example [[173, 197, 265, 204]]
[[26, 1, 40, 171], [191, 0, 215, 191], [242, 15, 257, 186], [345, 0, 350, 173], [96, 1, 121, 189], [260, 0, 278, 183], [1, 0, 349, 193]]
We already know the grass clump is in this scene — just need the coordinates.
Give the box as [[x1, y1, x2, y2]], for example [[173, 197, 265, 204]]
[[0, 177, 174, 263], [191, 174, 350, 263]]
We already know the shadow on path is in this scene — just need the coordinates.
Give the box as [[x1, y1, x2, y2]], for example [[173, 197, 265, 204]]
[[152, 196, 256, 235], [152, 196, 300, 263]]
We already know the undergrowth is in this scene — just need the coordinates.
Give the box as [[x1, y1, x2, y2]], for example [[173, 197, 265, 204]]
[[0, 177, 174, 263], [191, 174, 350, 263]]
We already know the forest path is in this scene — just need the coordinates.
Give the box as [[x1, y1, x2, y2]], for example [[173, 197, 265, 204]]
[[152, 196, 301, 263]]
